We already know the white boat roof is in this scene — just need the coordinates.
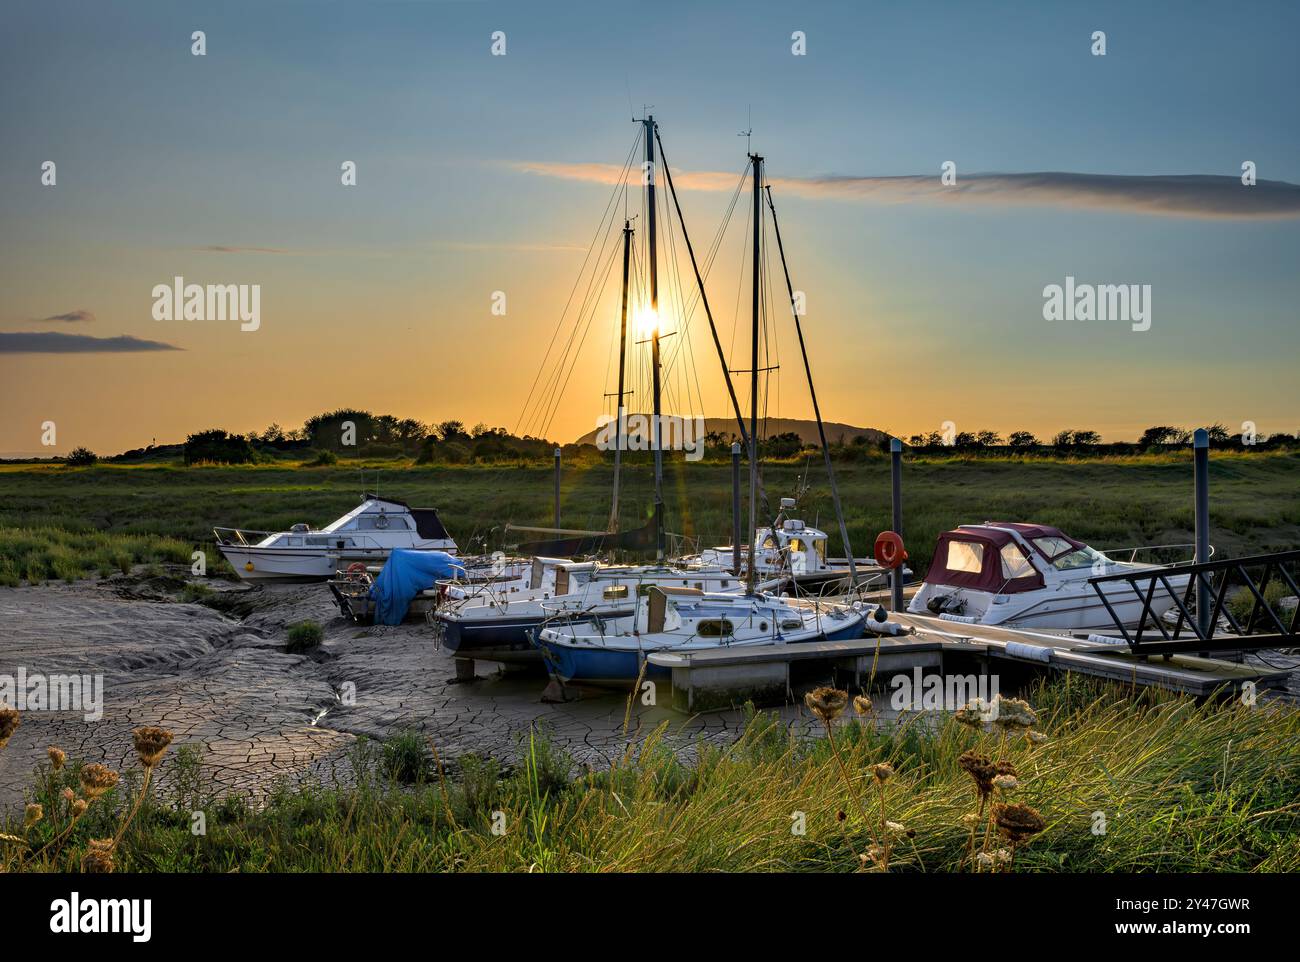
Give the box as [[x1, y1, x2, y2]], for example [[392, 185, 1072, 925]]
[[321, 497, 412, 532]]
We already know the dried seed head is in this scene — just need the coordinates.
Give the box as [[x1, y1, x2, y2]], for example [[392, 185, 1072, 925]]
[[804, 687, 849, 723], [837, 809, 847, 822], [72, 798, 89, 817], [47, 746, 66, 770], [132, 726, 174, 768], [954, 699, 988, 729], [961, 812, 981, 827], [872, 762, 894, 783], [852, 694, 873, 716], [79, 763, 120, 800], [993, 774, 1019, 791], [885, 820, 907, 835], [1028, 731, 1048, 744], [0, 707, 19, 749], [24, 803, 43, 829], [976, 851, 994, 868], [81, 838, 116, 874], [994, 802, 1047, 844], [958, 749, 997, 799], [991, 696, 1038, 730], [61, 787, 75, 803]]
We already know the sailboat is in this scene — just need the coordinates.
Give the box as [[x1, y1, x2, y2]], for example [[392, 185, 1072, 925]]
[[534, 131, 869, 684]]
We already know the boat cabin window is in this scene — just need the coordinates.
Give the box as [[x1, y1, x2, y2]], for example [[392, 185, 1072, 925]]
[[305, 536, 332, 547], [356, 515, 409, 531], [603, 584, 630, 601], [287, 536, 303, 547], [999, 543, 1036, 579], [945, 540, 984, 574], [762, 534, 777, 548], [696, 619, 734, 638]]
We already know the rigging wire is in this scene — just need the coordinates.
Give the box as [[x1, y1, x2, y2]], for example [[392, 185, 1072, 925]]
[[514, 128, 642, 437]]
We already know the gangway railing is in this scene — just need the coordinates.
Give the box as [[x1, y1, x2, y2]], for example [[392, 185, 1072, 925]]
[[1087, 549, 1300, 654]]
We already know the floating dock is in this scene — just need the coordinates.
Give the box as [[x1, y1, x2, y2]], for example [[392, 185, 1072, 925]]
[[648, 610, 1292, 712]]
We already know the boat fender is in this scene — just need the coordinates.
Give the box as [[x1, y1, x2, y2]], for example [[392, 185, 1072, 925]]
[[1006, 641, 1052, 663], [938, 613, 978, 624], [1084, 633, 1129, 646]]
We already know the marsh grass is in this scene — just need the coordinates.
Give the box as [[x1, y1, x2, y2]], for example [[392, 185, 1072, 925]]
[[1, 452, 1297, 585], [3, 678, 1296, 872]]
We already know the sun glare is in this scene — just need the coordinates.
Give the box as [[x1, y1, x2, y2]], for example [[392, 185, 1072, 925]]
[[634, 305, 660, 341]]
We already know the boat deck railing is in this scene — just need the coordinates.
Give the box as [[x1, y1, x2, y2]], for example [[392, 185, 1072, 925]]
[[1100, 542, 1214, 567], [1088, 548, 1300, 654]]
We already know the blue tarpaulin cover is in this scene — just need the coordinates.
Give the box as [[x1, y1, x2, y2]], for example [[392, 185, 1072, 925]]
[[368, 550, 465, 625]]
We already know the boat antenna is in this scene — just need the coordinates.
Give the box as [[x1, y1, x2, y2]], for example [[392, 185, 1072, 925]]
[[765, 184, 858, 587]]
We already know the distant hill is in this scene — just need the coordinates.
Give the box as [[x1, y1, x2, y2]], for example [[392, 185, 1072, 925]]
[[573, 416, 888, 448]]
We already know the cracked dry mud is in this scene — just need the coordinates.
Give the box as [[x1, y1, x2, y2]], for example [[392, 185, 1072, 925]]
[[0, 576, 827, 811]]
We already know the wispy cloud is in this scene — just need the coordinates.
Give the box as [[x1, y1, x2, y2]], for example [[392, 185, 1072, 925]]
[[437, 239, 588, 253], [512, 162, 1300, 220], [193, 245, 296, 254], [37, 309, 96, 323], [0, 332, 181, 353]]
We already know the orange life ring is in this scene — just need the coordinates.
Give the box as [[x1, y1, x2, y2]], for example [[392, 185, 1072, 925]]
[[874, 531, 908, 570], [346, 562, 369, 581]]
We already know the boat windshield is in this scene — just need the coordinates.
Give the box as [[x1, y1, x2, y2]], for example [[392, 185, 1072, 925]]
[[1039, 542, 1110, 571]]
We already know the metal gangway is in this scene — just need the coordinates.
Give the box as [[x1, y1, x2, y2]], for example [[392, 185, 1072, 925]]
[[1088, 549, 1300, 655]]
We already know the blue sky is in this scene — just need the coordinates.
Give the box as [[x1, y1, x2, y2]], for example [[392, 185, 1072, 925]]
[[1, 0, 1297, 453]]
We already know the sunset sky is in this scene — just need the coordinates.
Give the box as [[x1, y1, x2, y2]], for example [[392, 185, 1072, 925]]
[[2, 0, 1298, 456]]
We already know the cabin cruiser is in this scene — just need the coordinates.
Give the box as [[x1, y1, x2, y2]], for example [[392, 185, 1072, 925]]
[[908, 523, 1194, 632], [534, 585, 868, 684], [684, 498, 899, 594], [432, 559, 779, 664], [215, 494, 456, 582]]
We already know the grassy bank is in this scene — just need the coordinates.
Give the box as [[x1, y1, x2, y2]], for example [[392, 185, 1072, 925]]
[[1, 450, 1297, 583], [2, 679, 1297, 872]]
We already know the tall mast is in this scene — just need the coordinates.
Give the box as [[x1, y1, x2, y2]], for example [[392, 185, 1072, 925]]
[[645, 115, 665, 562], [746, 153, 762, 595], [766, 186, 857, 586], [608, 219, 633, 533]]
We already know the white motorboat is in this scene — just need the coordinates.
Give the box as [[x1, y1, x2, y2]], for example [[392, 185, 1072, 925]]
[[215, 493, 456, 582], [907, 522, 1196, 632]]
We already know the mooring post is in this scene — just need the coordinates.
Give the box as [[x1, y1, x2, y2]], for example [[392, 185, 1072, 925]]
[[553, 446, 562, 530], [890, 437, 905, 611], [1194, 428, 1210, 639], [731, 442, 742, 576]]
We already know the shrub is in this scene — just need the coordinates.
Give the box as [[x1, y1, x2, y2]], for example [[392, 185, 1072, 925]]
[[304, 449, 338, 467], [381, 731, 430, 784], [65, 446, 97, 467], [285, 620, 324, 653], [184, 429, 253, 466]]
